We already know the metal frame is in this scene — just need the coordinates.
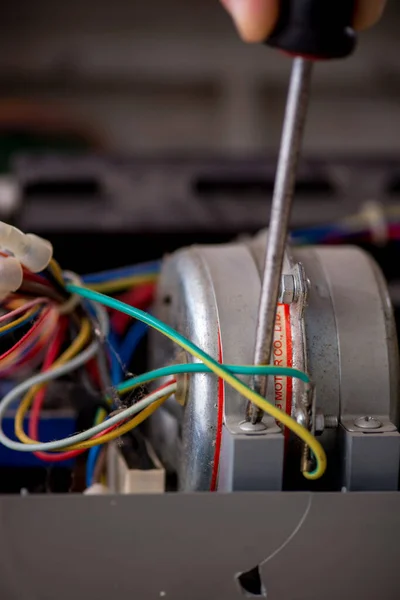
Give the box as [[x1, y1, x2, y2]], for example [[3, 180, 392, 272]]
[[0, 492, 399, 600]]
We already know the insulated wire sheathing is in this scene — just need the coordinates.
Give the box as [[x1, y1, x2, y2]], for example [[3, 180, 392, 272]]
[[1, 286, 325, 477], [64, 286, 326, 480], [88, 274, 158, 294], [12, 361, 310, 453]]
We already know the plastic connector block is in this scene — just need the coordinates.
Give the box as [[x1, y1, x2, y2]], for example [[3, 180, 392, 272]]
[[17, 233, 53, 273], [0, 222, 25, 256], [0, 222, 53, 273], [0, 256, 23, 300]]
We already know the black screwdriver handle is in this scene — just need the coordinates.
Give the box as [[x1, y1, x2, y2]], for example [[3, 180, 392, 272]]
[[266, 0, 357, 60]]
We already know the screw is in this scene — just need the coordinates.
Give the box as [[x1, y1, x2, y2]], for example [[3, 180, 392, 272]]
[[313, 413, 338, 435], [239, 421, 267, 433], [354, 415, 382, 430], [324, 415, 339, 429], [278, 274, 296, 305]]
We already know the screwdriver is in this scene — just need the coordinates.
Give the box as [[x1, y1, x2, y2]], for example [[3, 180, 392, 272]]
[[247, 0, 357, 424]]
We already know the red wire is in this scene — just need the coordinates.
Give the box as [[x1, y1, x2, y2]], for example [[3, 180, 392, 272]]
[[111, 284, 155, 335], [322, 223, 400, 245], [29, 317, 86, 462], [1, 338, 48, 377], [0, 307, 51, 362], [30, 359, 175, 463], [85, 358, 102, 389], [21, 268, 53, 287]]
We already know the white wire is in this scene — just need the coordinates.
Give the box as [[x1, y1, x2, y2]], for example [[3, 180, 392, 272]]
[[0, 379, 176, 452], [0, 298, 105, 450], [0, 288, 176, 453]]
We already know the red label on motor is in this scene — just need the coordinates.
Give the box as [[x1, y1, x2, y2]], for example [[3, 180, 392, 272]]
[[270, 303, 293, 417]]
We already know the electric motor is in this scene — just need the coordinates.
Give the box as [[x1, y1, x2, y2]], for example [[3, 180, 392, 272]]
[[149, 231, 400, 492]]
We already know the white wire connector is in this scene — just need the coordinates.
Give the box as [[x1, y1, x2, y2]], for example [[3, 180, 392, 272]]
[[16, 233, 53, 273], [0, 256, 23, 301], [359, 200, 388, 247], [83, 483, 110, 495], [0, 222, 53, 272]]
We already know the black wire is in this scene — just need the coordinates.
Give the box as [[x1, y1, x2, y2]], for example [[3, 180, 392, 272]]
[[19, 281, 65, 303], [41, 266, 71, 300]]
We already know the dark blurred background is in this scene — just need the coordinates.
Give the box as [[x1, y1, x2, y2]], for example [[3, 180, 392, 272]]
[[0, 0, 399, 155], [0, 0, 399, 273]]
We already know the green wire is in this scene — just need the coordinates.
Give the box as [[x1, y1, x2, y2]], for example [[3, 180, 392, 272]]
[[68, 283, 308, 378], [67, 284, 325, 480], [117, 362, 310, 395], [67, 283, 310, 390]]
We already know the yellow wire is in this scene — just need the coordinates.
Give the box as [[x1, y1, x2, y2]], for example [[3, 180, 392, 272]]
[[49, 258, 66, 287], [0, 308, 59, 372], [88, 274, 158, 294], [0, 307, 38, 333], [77, 326, 326, 479], [13, 283, 325, 478], [60, 395, 169, 451], [160, 334, 327, 481], [14, 318, 92, 445], [13, 312, 169, 451], [15, 315, 326, 477]]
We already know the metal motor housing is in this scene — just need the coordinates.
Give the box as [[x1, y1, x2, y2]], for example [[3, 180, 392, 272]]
[[149, 232, 400, 492]]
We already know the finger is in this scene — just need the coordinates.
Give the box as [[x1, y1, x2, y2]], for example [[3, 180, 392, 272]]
[[354, 0, 386, 30], [220, 0, 279, 43]]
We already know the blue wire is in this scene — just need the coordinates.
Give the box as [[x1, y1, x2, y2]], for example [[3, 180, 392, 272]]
[[85, 438, 102, 488], [83, 264, 153, 488], [108, 330, 124, 388], [81, 261, 161, 284], [0, 308, 41, 338], [119, 320, 148, 366], [86, 329, 124, 488], [85, 321, 148, 487], [290, 224, 347, 245]]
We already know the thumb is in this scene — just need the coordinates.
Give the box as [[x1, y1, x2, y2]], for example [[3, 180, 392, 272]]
[[354, 0, 386, 30], [221, 0, 279, 43], [221, 0, 386, 42]]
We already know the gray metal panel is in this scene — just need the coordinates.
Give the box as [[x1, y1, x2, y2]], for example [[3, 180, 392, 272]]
[[218, 425, 284, 491], [0, 493, 400, 600]]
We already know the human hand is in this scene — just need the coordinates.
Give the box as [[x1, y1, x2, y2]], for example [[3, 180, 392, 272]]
[[220, 0, 387, 42]]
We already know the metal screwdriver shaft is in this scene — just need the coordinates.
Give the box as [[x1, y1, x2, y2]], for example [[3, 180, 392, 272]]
[[247, 57, 313, 424]]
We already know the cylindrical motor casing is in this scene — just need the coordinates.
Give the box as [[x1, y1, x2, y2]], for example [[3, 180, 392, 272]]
[[149, 233, 399, 492]]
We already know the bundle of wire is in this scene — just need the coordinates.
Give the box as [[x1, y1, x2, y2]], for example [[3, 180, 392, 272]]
[[291, 202, 400, 245], [0, 249, 328, 490], [0, 259, 162, 471]]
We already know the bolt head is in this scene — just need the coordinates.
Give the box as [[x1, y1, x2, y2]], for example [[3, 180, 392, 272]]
[[278, 274, 296, 305], [315, 413, 325, 434]]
